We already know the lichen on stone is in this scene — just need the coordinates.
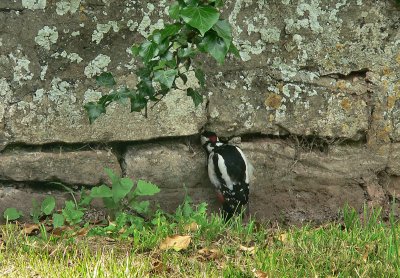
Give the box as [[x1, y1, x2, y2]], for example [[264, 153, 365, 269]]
[[56, 0, 81, 15], [84, 54, 111, 78], [34, 26, 59, 51], [22, 0, 46, 10]]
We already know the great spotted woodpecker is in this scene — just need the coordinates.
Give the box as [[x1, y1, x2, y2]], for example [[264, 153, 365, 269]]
[[201, 131, 251, 220]]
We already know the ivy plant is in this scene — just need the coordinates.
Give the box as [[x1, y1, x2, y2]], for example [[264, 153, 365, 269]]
[[84, 0, 239, 123]]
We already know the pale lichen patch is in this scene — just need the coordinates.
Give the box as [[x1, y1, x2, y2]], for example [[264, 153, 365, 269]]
[[9, 52, 33, 85], [56, 0, 81, 15], [35, 26, 59, 51], [92, 21, 120, 44], [84, 54, 111, 78], [22, 0, 46, 10]]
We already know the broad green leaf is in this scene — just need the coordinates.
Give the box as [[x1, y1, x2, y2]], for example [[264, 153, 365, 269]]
[[84, 102, 106, 124], [157, 23, 182, 42], [179, 73, 188, 84], [199, 31, 228, 63], [178, 47, 197, 58], [105, 168, 119, 186], [79, 189, 93, 207], [95, 72, 116, 88], [130, 200, 150, 214], [130, 94, 147, 112], [139, 41, 159, 63], [112, 178, 134, 203], [194, 69, 205, 87], [90, 185, 113, 198], [3, 208, 23, 221], [62, 201, 84, 225], [180, 6, 220, 36], [135, 180, 160, 196], [103, 197, 118, 209], [52, 213, 65, 228], [168, 2, 180, 19], [187, 88, 203, 107], [154, 69, 178, 89], [212, 19, 232, 46], [41, 196, 56, 215]]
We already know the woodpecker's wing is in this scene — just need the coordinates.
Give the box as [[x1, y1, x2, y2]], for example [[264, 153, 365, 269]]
[[212, 144, 249, 185]]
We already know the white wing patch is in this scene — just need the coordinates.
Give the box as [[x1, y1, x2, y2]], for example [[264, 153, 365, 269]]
[[216, 154, 234, 191], [208, 153, 221, 189]]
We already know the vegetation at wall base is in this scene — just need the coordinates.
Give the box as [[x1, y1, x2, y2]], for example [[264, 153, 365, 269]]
[[1, 203, 400, 277], [84, 0, 239, 123]]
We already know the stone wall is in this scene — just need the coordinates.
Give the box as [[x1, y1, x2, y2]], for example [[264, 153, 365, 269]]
[[1, 0, 400, 224]]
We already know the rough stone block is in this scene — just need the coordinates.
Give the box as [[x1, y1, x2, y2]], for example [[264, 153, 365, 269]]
[[0, 150, 121, 185]]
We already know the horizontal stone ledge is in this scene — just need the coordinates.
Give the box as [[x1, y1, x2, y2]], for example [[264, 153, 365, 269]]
[[0, 150, 121, 185]]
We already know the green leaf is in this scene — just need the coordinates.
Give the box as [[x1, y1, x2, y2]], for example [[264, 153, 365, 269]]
[[199, 31, 228, 63], [105, 168, 119, 186], [90, 185, 113, 198], [131, 44, 140, 56], [41, 196, 56, 216], [130, 200, 150, 214], [178, 47, 197, 58], [154, 69, 178, 89], [3, 208, 23, 221], [157, 23, 182, 42], [79, 189, 93, 207], [52, 213, 65, 229], [212, 19, 232, 46], [180, 6, 220, 36], [194, 69, 205, 87], [187, 88, 203, 107], [103, 197, 118, 210], [30, 199, 41, 223], [168, 2, 180, 19], [228, 42, 240, 57], [95, 72, 116, 88], [139, 41, 159, 63], [135, 180, 160, 196], [130, 94, 147, 112], [113, 178, 134, 203], [84, 102, 106, 124], [62, 201, 84, 225]]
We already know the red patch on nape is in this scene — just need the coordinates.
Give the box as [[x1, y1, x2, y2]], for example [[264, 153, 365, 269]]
[[216, 191, 225, 204], [209, 135, 218, 144]]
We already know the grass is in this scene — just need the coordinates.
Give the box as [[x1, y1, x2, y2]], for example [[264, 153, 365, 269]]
[[1, 205, 400, 277]]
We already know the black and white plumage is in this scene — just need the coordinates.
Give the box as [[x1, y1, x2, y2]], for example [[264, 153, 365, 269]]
[[201, 131, 251, 220]]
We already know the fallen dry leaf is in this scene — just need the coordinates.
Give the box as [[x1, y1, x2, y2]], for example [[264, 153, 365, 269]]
[[159, 235, 191, 251], [239, 245, 255, 254], [184, 222, 199, 232], [52, 226, 73, 237], [22, 224, 40, 236], [197, 247, 221, 261], [253, 269, 269, 278], [278, 233, 288, 243]]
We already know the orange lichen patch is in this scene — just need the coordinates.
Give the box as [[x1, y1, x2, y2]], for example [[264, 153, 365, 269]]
[[341, 97, 351, 110], [336, 43, 345, 50], [265, 93, 282, 109], [268, 114, 275, 122], [387, 95, 397, 110], [336, 80, 347, 91], [382, 66, 391, 76]]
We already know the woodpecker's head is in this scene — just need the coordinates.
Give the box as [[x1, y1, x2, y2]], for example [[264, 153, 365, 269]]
[[201, 131, 221, 153]]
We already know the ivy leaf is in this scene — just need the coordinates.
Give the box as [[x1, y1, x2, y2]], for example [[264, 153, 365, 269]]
[[52, 213, 65, 229], [113, 178, 134, 203], [3, 208, 23, 221], [90, 185, 113, 198], [178, 47, 197, 58], [41, 196, 56, 216], [131, 44, 140, 56], [154, 69, 178, 89], [187, 88, 203, 107], [199, 31, 228, 63], [168, 2, 180, 19], [180, 6, 220, 36], [130, 94, 147, 112], [84, 102, 106, 124], [135, 180, 160, 196], [139, 41, 159, 63], [228, 42, 241, 57], [157, 23, 182, 42], [212, 19, 232, 47], [194, 69, 205, 87], [95, 72, 116, 88]]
